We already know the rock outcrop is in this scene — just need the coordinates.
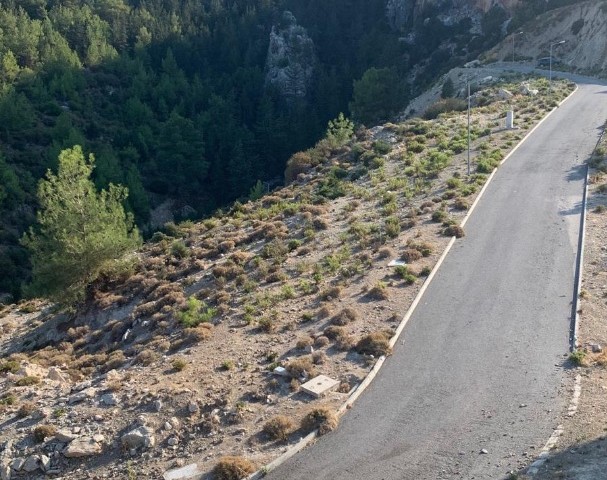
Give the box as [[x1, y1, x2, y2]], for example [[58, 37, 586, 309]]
[[265, 11, 315, 99]]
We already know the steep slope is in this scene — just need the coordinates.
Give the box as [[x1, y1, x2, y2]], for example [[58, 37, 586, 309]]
[[0, 75, 574, 479], [485, 0, 607, 73]]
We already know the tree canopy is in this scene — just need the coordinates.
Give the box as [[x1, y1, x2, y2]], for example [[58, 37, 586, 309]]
[[22, 146, 140, 304]]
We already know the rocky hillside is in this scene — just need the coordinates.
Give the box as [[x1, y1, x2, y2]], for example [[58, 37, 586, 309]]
[[485, 0, 607, 73], [0, 75, 574, 480]]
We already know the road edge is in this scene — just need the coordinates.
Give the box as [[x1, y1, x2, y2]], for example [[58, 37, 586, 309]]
[[527, 96, 607, 478], [241, 82, 581, 480]]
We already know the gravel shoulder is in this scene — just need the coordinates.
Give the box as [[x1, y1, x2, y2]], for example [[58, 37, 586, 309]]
[[522, 122, 607, 480]]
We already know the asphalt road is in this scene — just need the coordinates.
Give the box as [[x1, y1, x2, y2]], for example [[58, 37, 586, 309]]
[[266, 80, 607, 479]]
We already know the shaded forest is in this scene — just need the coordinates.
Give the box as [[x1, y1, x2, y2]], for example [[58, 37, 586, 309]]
[[0, 0, 579, 298]]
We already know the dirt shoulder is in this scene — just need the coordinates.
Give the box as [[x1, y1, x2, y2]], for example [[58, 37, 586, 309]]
[[522, 123, 607, 479]]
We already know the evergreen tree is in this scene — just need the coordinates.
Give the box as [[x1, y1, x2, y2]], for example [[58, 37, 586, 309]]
[[22, 145, 140, 304]]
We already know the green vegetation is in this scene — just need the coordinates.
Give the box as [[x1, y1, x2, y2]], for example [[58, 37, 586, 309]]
[[22, 146, 140, 304], [178, 297, 217, 328]]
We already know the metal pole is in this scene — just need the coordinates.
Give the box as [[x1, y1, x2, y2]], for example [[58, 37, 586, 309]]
[[512, 35, 515, 63], [467, 80, 471, 176], [549, 43, 553, 84]]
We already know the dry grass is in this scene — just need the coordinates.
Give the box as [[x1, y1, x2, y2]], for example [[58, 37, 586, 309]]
[[367, 282, 389, 300], [286, 356, 317, 379], [331, 307, 359, 326], [262, 415, 295, 441], [33, 424, 57, 442], [356, 331, 392, 357], [213, 456, 256, 480], [300, 406, 339, 435]]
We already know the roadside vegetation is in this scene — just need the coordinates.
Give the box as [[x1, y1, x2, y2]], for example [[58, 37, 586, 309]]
[[0, 76, 574, 479]]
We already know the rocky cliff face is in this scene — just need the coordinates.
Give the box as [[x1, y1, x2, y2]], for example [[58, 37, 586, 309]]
[[386, 0, 521, 31], [265, 11, 316, 99]]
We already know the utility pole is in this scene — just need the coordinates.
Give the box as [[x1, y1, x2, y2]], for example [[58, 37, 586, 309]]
[[549, 40, 566, 86], [512, 31, 523, 62], [467, 79, 471, 176]]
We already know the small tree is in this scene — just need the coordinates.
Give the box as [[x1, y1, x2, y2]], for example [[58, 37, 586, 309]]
[[325, 113, 354, 148], [22, 146, 141, 304], [441, 77, 455, 98]]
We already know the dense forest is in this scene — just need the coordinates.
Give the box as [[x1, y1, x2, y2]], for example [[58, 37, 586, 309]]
[[0, 0, 582, 299]]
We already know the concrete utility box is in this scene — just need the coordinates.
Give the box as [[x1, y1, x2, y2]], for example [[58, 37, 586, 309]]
[[506, 110, 514, 129], [301, 375, 340, 398]]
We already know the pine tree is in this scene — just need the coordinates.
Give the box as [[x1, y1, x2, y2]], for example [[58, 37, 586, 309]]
[[22, 146, 141, 304]]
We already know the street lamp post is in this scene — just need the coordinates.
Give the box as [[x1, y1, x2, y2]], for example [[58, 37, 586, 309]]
[[512, 31, 523, 63], [549, 40, 566, 85], [467, 79, 471, 176]]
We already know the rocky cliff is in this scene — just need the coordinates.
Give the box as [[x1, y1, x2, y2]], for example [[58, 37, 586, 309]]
[[265, 11, 316, 99], [386, 0, 521, 31]]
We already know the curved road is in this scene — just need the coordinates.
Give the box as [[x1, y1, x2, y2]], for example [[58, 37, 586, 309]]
[[266, 78, 607, 479]]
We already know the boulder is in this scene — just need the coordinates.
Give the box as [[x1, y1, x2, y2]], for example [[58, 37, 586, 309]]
[[100, 393, 118, 406], [8, 459, 23, 472], [63, 437, 102, 458], [121, 426, 156, 450], [47, 367, 69, 384], [55, 430, 78, 443], [22, 455, 40, 473], [0, 460, 10, 480]]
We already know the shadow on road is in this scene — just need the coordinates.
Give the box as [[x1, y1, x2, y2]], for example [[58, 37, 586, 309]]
[[518, 436, 607, 479]]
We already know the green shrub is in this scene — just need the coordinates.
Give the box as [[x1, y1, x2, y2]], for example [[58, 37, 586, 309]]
[[170, 241, 189, 259], [0, 360, 19, 374], [372, 140, 392, 155], [178, 297, 217, 327], [569, 349, 587, 367]]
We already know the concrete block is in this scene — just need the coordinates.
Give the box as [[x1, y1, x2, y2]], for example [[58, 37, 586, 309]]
[[301, 375, 340, 398]]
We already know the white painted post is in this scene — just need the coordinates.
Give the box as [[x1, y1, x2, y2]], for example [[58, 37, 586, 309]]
[[506, 110, 514, 129]]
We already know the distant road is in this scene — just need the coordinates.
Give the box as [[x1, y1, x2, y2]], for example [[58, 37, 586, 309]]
[[266, 79, 607, 478]]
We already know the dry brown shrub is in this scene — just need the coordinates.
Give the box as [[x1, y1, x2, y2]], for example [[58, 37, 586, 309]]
[[402, 248, 423, 263], [331, 307, 359, 326], [319, 286, 342, 301], [377, 247, 395, 259], [443, 225, 465, 238], [177, 324, 213, 347], [335, 333, 355, 351], [218, 240, 235, 253], [230, 250, 252, 265], [314, 336, 330, 348], [297, 246, 312, 256], [285, 151, 313, 184], [262, 415, 295, 441], [453, 197, 469, 210], [286, 356, 317, 379], [323, 325, 345, 340], [213, 456, 256, 480], [201, 238, 218, 250], [266, 271, 287, 283], [133, 301, 158, 318], [356, 331, 392, 357], [17, 402, 36, 418], [300, 406, 338, 435], [317, 305, 333, 319], [33, 425, 57, 442], [67, 326, 90, 340], [300, 204, 327, 216], [134, 349, 159, 366], [296, 336, 314, 350], [312, 351, 327, 364], [367, 282, 389, 301], [95, 293, 125, 310], [312, 217, 329, 230], [103, 351, 126, 371]]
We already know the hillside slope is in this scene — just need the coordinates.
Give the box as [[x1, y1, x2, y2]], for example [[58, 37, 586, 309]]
[[0, 75, 574, 480]]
